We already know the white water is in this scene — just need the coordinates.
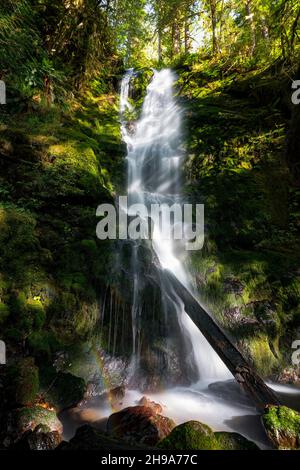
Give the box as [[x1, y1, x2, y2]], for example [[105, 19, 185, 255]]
[[120, 68, 231, 382], [61, 70, 300, 447]]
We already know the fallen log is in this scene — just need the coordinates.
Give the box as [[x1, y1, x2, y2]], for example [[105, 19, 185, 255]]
[[163, 269, 280, 410]]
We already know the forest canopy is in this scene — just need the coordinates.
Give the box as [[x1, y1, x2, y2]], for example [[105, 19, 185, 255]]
[[1, 0, 299, 92]]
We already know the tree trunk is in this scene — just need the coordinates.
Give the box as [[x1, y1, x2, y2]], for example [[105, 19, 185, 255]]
[[209, 0, 218, 55], [158, 29, 162, 62], [184, 18, 190, 54], [245, 0, 256, 54], [163, 269, 280, 410]]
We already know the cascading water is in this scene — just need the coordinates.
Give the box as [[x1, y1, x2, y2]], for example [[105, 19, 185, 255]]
[[120, 68, 231, 384], [61, 69, 300, 447]]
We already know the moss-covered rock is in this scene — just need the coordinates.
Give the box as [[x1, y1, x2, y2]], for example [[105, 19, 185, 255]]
[[262, 405, 300, 449], [215, 432, 259, 450], [158, 421, 219, 450], [14, 405, 62, 435], [158, 421, 259, 450], [7, 357, 39, 406], [40, 368, 86, 411]]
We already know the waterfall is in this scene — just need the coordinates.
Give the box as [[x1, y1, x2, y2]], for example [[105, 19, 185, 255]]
[[120, 69, 231, 386]]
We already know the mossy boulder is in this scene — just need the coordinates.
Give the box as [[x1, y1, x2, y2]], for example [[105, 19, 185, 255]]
[[215, 432, 259, 450], [40, 368, 86, 411], [14, 405, 63, 435], [158, 421, 219, 450], [262, 405, 300, 449], [158, 421, 258, 450], [7, 357, 39, 406]]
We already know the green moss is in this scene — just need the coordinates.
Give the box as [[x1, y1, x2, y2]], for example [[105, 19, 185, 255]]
[[246, 335, 279, 376], [0, 302, 10, 324], [215, 432, 259, 450], [7, 357, 39, 405], [27, 299, 46, 329], [28, 331, 60, 357], [263, 405, 300, 449], [158, 421, 219, 450], [40, 367, 86, 411], [15, 405, 62, 434]]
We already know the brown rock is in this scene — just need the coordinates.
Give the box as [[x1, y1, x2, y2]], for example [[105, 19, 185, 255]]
[[13, 425, 62, 450], [138, 396, 163, 414], [109, 386, 125, 410], [106, 405, 175, 446]]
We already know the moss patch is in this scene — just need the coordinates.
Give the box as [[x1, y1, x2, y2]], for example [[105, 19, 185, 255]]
[[14, 405, 62, 435], [158, 421, 219, 450], [215, 432, 259, 450], [262, 405, 300, 449]]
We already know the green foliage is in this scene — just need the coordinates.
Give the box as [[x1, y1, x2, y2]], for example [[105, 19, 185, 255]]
[[0, 302, 10, 325], [7, 357, 39, 405]]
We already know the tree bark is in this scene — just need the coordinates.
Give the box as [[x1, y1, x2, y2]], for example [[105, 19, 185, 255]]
[[209, 0, 218, 55], [163, 269, 280, 410]]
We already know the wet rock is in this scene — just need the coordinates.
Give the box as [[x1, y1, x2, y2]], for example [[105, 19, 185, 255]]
[[223, 306, 259, 328], [214, 432, 259, 450], [137, 396, 163, 414], [109, 385, 125, 409], [13, 405, 63, 436], [13, 425, 62, 450], [224, 277, 244, 295], [158, 420, 219, 450], [277, 367, 300, 386], [40, 368, 86, 411], [57, 424, 149, 450], [106, 406, 175, 446], [262, 405, 300, 449], [158, 421, 259, 450]]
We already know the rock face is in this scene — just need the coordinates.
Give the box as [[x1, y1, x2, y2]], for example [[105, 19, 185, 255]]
[[13, 425, 62, 450], [106, 406, 176, 446], [158, 421, 258, 450], [262, 405, 300, 449]]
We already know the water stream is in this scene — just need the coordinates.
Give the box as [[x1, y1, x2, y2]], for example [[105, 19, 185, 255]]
[[121, 68, 231, 384], [61, 69, 300, 447]]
